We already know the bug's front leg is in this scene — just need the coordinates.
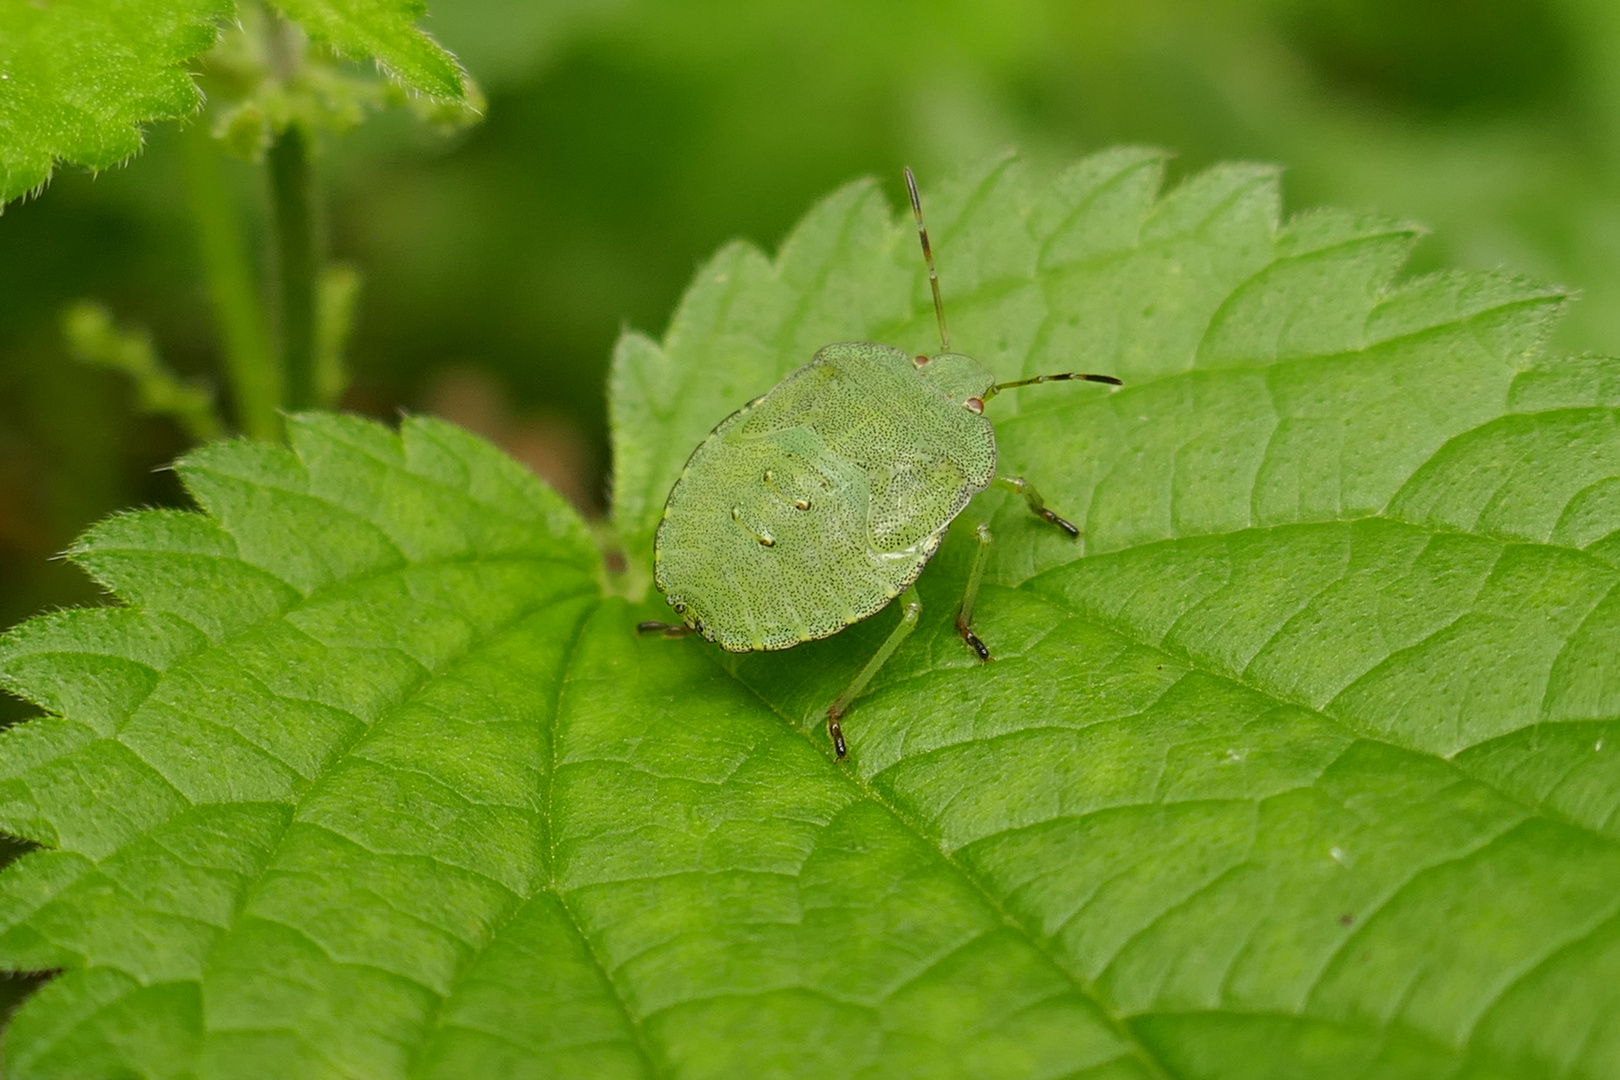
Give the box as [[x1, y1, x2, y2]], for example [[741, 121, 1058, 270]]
[[825, 589, 922, 760], [994, 475, 1080, 537]]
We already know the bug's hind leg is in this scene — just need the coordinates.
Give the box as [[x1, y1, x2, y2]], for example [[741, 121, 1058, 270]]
[[826, 590, 922, 760], [994, 475, 1080, 537], [637, 621, 692, 639], [956, 523, 994, 662]]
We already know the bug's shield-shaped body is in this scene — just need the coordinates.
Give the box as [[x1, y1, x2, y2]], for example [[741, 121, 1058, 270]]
[[655, 341, 996, 651]]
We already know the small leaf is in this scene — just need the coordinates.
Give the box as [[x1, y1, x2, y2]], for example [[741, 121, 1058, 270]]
[[271, 0, 468, 101], [4, 152, 1619, 1078], [62, 301, 225, 443]]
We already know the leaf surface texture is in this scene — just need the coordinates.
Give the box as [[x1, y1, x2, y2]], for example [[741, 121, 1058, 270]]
[[3, 150, 1617, 1078]]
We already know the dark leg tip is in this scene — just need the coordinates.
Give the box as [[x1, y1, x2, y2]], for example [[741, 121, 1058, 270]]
[[636, 621, 668, 635], [963, 628, 992, 662], [826, 709, 848, 760], [1040, 509, 1081, 538], [956, 612, 993, 662]]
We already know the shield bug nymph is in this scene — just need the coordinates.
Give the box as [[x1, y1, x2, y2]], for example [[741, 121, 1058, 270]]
[[640, 168, 1121, 759]]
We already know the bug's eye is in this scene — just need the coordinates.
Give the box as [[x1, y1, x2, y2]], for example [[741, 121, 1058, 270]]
[[914, 354, 930, 367], [965, 397, 984, 414]]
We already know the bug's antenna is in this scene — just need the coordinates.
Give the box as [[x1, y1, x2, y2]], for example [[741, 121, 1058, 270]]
[[982, 371, 1122, 402], [904, 166, 950, 354]]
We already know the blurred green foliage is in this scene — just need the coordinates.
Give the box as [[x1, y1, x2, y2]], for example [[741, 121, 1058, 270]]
[[3, 0, 1620, 658]]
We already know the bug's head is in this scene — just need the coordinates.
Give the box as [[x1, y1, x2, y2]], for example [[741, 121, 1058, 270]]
[[913, 351, 995, 412]]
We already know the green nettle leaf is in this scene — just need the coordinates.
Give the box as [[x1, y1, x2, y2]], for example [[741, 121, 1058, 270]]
[[0, 0, 465, 204], [0, 0, 231, 203], [4, 149, 1619, 1078], [269, 0, 468, 101]]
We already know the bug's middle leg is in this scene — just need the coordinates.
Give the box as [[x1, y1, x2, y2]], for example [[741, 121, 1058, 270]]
[[956, 522, 994, 662], [825, 589, 921, 760], [994, 475, 1080, 537]]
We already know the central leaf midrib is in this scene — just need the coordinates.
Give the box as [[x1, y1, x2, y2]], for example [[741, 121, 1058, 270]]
[[724, 621, 1604, 1078], [554, 886, 664, 1080], [673, 524, 1620, 1075], [722, 668, 1180, 1080]]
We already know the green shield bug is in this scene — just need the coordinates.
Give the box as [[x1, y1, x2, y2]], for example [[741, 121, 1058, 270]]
[[639, 168, 1121, 760]]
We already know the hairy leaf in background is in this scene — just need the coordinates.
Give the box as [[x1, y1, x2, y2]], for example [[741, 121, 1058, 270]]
[[2, 151, 1618, 1078], [0, 0, 467, 205], [270, 0, 468, 100]]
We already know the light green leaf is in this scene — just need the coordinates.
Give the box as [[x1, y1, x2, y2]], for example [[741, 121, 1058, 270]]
[[271, 0, 467, 101], [4, 150, 1619, 1078], [0, 0, 230, 203]]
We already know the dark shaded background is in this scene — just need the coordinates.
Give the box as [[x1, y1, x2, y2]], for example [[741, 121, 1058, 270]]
[[3, 0, 1618, 653]]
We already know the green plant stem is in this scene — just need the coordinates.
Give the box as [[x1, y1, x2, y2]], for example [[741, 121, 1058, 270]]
[[182, 126, 281, 440], [268, 123, 319, 412]]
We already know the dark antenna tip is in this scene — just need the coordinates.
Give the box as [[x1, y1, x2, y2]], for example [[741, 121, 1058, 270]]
[[904, 166, 950, 354]]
